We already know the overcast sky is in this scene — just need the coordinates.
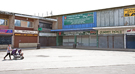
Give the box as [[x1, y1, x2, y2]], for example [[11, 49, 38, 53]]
[[0, 0, 135, 17]]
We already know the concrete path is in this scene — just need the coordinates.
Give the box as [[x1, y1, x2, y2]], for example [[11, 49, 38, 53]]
[[0, 48, 135, 72]]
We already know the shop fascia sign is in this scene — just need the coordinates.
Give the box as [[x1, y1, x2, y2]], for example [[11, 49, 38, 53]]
[[59, 31, 96, 36], [39, 33, 56, 36], [14, 30, 38, 34], [99, 30, 123, 34], [126, 29, 135, 33], [0, 29, 13, 34]]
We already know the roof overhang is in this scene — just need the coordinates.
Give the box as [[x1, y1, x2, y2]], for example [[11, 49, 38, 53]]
[[51, 28, 95, 32], [15, 14, 57, 21], [93, 25, 135, 30], [0, 11, 14, 15]]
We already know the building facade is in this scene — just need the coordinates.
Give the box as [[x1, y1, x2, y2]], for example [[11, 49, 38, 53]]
[[13, 16, 39, 48], [0, 12, 14, 49], [50, 5, 135, 49], [38, 19, 56, 46]]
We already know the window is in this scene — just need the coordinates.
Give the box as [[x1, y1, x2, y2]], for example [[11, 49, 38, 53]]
[[15, 19, 33, 28], [15, 20, 21, 26], [0, 19, 8, 26], [39, 22, 52, 29], [27, 21, 32, 27]]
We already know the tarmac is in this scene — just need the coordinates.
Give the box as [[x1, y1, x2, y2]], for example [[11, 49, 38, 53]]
[[0, 47, 135, 72]]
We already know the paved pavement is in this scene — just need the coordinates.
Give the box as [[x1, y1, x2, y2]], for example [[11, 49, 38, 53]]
[[1, 65, 135, 74], [0, 48, 135, 73]]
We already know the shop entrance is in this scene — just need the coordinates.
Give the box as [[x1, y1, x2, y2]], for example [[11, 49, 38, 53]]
[[98, 35, 124, 48], [126, 35, 135, 49], [39, 36, 56, 46]]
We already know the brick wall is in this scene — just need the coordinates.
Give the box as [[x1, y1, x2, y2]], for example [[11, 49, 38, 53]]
[[58, 16, 62, 29]]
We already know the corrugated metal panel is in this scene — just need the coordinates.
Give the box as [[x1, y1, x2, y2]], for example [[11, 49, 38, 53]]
[[129, 16, 134, 25], [124, 16, 129, 26], [82, 35, 89, 46], [118, 8, 124, 26], [114, 9, 119, 26], [90, 36, 96, 46], [109, 9, 114, 26], [108, 36, 113, 48], [99, 36, 107, 48], [114, 35, 124, 48], [105, 10, 110, 26], [63, 36, 69, 46], [68, 36, 74, 46], [100, 11, 105, 27]]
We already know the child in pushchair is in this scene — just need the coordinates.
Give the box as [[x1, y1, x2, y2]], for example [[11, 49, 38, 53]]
[[11, 48, 24, 60]]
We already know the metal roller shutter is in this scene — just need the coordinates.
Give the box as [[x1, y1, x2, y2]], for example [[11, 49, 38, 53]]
[[108, 36, 113, 48], [63, 36, 69, 46], [82, 35, 89, 46], [68, 36, 74, 46], [114, 35, 124, 48], [99, 36, 107, 48], [90, 36, 96, 46]]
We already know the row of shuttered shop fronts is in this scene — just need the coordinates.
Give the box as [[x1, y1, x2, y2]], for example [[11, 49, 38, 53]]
[[1, 28, 135, 49], [57, 29, 135, 49], [62, 35, 123, 48]]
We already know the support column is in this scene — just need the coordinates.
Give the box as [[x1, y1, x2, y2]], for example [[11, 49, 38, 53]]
[[96, 30, 99, 47], [9, 15, 15, 48], [124, 34, 126, 49], [56, 32, 59, 46]]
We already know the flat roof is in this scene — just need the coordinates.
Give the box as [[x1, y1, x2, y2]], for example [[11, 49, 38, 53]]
[[45, 4, 135, 18]]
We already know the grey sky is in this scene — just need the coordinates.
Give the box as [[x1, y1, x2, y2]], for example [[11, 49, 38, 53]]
[[0, 0, 135, 16]]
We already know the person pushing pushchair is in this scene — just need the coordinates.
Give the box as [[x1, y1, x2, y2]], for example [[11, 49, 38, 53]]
[[11, 48, 24, 60]]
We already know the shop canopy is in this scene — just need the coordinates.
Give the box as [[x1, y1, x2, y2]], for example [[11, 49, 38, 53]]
[[51, 28, 95, 32]]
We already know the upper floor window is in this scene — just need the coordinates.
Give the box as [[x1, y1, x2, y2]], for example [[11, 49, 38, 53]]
[[14, 20, 21, 26], [0, 19, 8, 26], [39, 22, 52, 29], [14, 19, 33, 28]]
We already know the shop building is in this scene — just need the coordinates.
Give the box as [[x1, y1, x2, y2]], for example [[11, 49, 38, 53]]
[[0, 11, 14, 49], [38, 18, 57, 46], [48, 4, 135, 49], [13, 15, 39, 48], [51, 12, 98, 47], [125, 29, 135, 49]]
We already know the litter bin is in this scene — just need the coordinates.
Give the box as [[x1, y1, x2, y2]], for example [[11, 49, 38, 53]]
[[73, 43, 76, 48], [37, 43, 40, 49]]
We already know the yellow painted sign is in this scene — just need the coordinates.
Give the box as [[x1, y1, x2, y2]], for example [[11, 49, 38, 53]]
[[15, 33, 38, 36], [124, 8, 135, 17]]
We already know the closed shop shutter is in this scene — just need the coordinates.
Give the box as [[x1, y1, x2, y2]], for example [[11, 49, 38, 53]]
[[99, 36, 107, 48], [126, 35, 135, 49], [108, 36, 113, 48], [63, 36, 69, 46], [48, 37, 56, 46], [68, 36, 74, 46], [90, 36, 96, 46], [82, 35, 89, 46], [114, 35, 124, 48], [39, 37, 46, 46]]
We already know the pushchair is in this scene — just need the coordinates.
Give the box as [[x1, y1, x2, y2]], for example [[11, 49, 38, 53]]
[[11, 49, 24, 60]]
